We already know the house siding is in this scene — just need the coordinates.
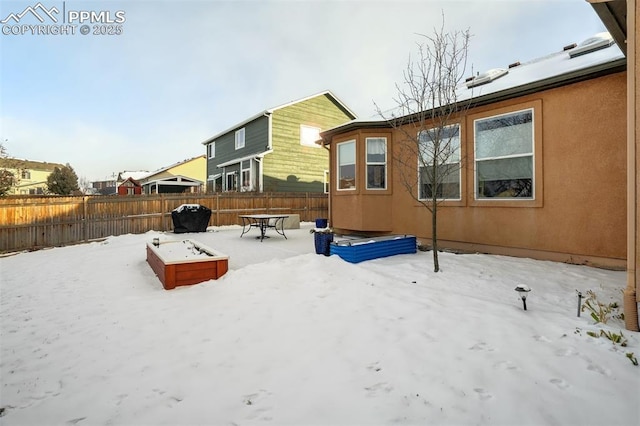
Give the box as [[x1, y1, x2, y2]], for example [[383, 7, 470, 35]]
[[328, 71, 627, 268], [206, 116, 269, 180], [0, 159, 65, 195], [147, 156, 206, 183], [264, 94, 354, 192]]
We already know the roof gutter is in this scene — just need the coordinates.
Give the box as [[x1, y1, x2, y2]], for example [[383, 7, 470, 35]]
[[587, 0, 628, 56], [201, 112, 272, 145]]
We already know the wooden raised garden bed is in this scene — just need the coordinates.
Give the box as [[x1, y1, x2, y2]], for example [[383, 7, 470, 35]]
[[330, 235, 417, 263], [146, 239, 229, 290]]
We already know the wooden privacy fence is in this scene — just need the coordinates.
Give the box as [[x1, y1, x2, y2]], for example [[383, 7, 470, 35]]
[[0, 192, 328, 253]]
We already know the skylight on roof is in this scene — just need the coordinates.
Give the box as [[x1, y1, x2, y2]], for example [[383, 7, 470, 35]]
[[465, 68, 509, 88], [568, 32, 614, 58]]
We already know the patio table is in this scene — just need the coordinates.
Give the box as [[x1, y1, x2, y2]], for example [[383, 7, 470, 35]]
[[239, 214, 289, 242]]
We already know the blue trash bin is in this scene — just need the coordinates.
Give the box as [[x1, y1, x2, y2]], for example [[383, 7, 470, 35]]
[[314, 232, 333, 256], [315, 218, 328, 229]]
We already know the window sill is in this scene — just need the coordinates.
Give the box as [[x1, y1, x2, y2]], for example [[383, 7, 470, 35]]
[[469, 197, 542, 208]]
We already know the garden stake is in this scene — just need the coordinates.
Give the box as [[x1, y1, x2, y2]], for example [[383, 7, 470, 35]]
[[576, 290, 582, 317]]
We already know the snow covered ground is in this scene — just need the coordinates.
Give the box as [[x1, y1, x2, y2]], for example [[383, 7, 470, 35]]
[[1, 223, 638, 425]]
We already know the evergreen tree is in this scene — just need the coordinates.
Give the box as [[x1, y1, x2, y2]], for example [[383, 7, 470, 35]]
[[46, 164, 79, 195], [0, 142, 17, 196]]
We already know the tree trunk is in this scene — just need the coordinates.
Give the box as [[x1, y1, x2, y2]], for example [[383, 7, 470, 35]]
[[432, 200, 439, 272], [432, 158, 439, 272]]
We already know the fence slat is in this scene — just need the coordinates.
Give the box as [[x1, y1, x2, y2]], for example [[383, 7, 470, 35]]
[[0, 193, 328, 252]]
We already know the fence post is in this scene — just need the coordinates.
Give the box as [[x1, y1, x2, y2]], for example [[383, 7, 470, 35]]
[[83, 196, 88, 242], [216, 193, 220, 226], [161, 194, 166, 232]]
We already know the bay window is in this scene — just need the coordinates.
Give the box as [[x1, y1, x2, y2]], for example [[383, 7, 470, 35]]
[[366, 137, 387, 190], [337, 140, 356, 190]]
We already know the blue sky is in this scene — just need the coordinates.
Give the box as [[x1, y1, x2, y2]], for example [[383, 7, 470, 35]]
[[0, 0, 606, 182]]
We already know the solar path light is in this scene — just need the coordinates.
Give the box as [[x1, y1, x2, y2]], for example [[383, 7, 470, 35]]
[[514, 284, 531, 310]]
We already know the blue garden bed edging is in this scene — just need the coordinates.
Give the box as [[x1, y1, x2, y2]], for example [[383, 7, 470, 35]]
[[330, 235, 417, 263]]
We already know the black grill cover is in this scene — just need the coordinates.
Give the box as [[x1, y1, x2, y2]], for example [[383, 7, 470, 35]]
[[171, 204, 211, 233]]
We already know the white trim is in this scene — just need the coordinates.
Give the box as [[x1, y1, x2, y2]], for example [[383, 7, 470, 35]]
[[267, 114, 273, 149], [323, 169, 330, 194], [365, 137, 387, 190], [417, 123, 462, 201], [235, 128, 245, 150], [201, 113, 271, 145], [143, 175, 203, 187], [240, 159, 253, 192], [216, 150, 273, 168], [200, 90, 357, 145], [226, 171, 238, 192], [473, 108, 535, 200]]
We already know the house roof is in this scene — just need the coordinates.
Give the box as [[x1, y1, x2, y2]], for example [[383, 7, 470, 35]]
[[587, 0, 627, 56], [201, 90, 357, 145], [118, 171, 149, 181], [0, 158, 65, 171], [142, 155, 205, 180], [142, 175, 203, 187], [118, 177, 141, 187], [321, 32, 625, 140]]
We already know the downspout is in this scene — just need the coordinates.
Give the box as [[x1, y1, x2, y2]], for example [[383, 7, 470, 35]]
[[222, 167, 226, 191], [255, 157, 263, 192], [624, 0, 640, 331], [321, 137, 332, 228], [266, 112, 273, 150], [265, 112, 272, 193]]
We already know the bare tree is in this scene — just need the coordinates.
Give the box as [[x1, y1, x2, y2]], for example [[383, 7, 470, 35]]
[[376, 17, 472, 272]]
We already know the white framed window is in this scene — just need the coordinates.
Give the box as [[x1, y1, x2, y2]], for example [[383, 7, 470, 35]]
[[300, 124, 321, 148], [226, 172, 237, 191], [366, 137, 387, 190], [235, 128, 245, 150], [418, 124, 461, 200], [207, 142, 216, 159], [241, 160, 252, 192], [337, 140, 356, 190], [323, 170, 330, 194], [474, 109, 533, 199], [208, 174, 222, 193]]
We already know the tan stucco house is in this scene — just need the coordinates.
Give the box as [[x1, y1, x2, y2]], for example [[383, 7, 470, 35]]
[[322, 0, 639, 330]]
